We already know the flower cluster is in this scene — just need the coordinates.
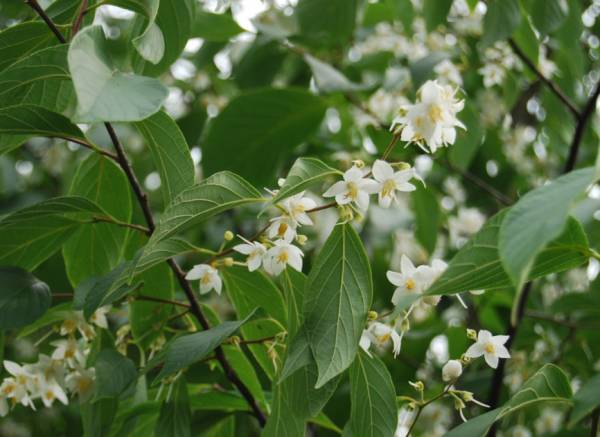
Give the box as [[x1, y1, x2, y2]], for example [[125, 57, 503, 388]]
[[0, 307, 109, 416], [392, 80, 465, 153]]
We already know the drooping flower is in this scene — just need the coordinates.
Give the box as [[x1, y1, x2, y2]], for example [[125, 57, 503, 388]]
[[263, 240, 303, 276], [392, 80, 465, 153], [60, 311, 95, 341], [39, 379, 68, 407], [442, 359, 463, 382], [371, 160, 417, 208], [448, 207, 486, 247], [323, 165, 379, 211], [90, 306, 110, 329], [387, 255, 437, 305], [234, 238, 267, 272], [465, 329, 511, 369], [185, 264, 222, 295], [360, 322, 402, 358], [66, 366, 96, 402], [267, 215, 298, 243], [282, 191, 317, 225]]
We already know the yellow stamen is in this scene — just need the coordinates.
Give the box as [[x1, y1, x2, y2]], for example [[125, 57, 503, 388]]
[[201, 273, 211, 285], [405, 278, 415, 290], [377, 333, 391, 343], [45, 390, 54, 401], [346, 181, 358, 201], [382, 179, 396, 198], [485, 343, 495, 354], [277, 222, 288, 236], [276, 251, 289, 264], [428, 104, 443, 122]]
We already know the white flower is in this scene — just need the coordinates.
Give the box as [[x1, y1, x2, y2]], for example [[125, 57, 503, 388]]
[[442, 359, 463, 382], [186, 264, 222, 295], [360, 322, 402, 358], [0, 395, 8, 417], [392, 80, 465, 153], [0, 377, 32, 408], [434, 59, 463, 86], [30, 354, 66, 387], [478, 63, 505, 88], [282, 191, 317, 225], [372, 160, 417, 208], [395, 407, 417, 437], [387, 255, 442, 305], [267, 215, 298, 243], [534, 408, 562, 434], [510, 425, 532, 437], [39, 379, 68, 407], [234, 237, 267, 272], [51, 338, 85, 366], [465, 330, 511, 369], [323, 166, 379, 211], [449, 207, 486, 247], [60, 312, 95, 340], [90, 306, 110, 329], [66, 366, 95, 402], [263, 240, 303, 276]]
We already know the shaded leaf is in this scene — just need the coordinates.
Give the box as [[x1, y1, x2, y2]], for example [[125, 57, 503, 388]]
[[154, 377, 191, 437], [482, 0, 521, 47], [569, 373, 600, 426], [94, 349, 138, 401], [0, 267, 51, 329]]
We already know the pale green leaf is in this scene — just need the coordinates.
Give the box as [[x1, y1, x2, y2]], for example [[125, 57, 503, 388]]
[[68, 26, 168, 122], [192, 11, 243, 41], [271, 157, 340, 205], [304, 54, 366, 93]]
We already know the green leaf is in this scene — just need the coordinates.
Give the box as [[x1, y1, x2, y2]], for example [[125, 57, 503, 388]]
[[18, 302, 72, 338], [156, 309, 256, 380], [0, 196, 105, 270], [569, 373, 600, 426], [62, 155, 132, 287], [349, 351, 397, 437], [0, 104, 86, 144], [0, 45, 74, 113], [271, 157, 340, 205], [448, 103, 483, 171], [427, 212, 589, 296], [482, 0, 522, 47], [512, 16, 539, 66], [192, 11, 243, 42], [0, 267, 51, 329], [411, 184, 439, 254], [132, 237, 200, 275], [81, 398, 119, 437], [422, 0, 453, 31], [304, 223, 373, 388], [94, 349, 138, 401], [67, 26, 168, 122], [141, 171, 263, 263], [304, 54, 366, 93], [134, 111, 195, 206], [446, 364, 572, 437], [530, 0, 568, 35], [499, 167, 595, 289], [133, 0, 195, 76], [0, 22, 55, 72], [202, 88, 327, 187], [154, 377, 191, 437], [295, 0, 358, 47]]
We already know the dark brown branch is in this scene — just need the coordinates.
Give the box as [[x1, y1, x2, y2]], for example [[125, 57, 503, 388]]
[[26, 3, 267, 426], [508, 38, 580, 119], [26, 0, 67, 43], [135, 294, 190, 309], [563, 80, 600, 173]]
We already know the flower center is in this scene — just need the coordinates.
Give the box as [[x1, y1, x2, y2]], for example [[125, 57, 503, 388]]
[[3, 384, 14, 395], [277, 222, 288, 236], [382, 179, 396, 198], [276, 250, 289, 264], [377, 333, 391, 343], [346, 181, 358, 200], [484, 343, 495, 354], [428, 104, 443, 122], [78, 378, 91, 393], [201, 273, 212, 285], [405, 278, 416, 290], [65, 348, 75, 359], [45, 390, 55, 401]]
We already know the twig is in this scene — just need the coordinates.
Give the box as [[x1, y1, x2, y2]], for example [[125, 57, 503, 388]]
[[563, 80, 600, 173], [508, 38, 580, 119], [524, 310, 578, 329], [71, 0, 88, 37], [25, 4, 268, 426], [135, 294, 190, 309], [89, 216, 151, 235], [63, 137, 118, 160]]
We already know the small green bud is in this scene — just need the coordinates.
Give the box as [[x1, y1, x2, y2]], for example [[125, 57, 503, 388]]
[[367, 310, 378, 320], [466, 328, 477, 341], [224, 230, 234, 241]]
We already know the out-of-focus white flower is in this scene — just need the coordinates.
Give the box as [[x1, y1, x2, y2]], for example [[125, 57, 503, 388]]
[[478, 63, 505, 87], [360, 322, 402, 357], [60, 312, 95, 341], [392, 80, 465, 153], [442, 359, 463, 382], [323, 166, 379, 211], [434, 59, 463, 86], [465, 330, 511, 368], [510, 425, 532, 437], [372, 160, 417, 208], [534, 408, 563, 434], [186, 264, 222, 295], [263, 240, 303, 276], [2, 362, 35, 408], [234, 238, 267, 272], [51, 338, 85, 366], [448, 207, 485, 247], [539, 47, 557, 78], [39, 379, 68, 407], [90, 306, 110, 329], [267, 215, 298, 243], [282, 191, 317, 226], [395, 407, 417, 437], [66, 366, 96, 402]]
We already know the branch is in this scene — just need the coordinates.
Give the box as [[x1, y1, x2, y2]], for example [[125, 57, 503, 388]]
[[26, 4, 268, 427], [508, 38, 580, 119], [563, 80, 600, 173], [135, 294, 190, 309], [90, 216, 151, 235], [71, 0, 88, 37]]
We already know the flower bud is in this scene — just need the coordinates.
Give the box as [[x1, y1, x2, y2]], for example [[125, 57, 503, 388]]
[[466, 328, 477, 340], [442, 359, 463, 382], [277, 178, 286, 187], [367, 310, 378, 320], [296, 234, 308, 245], [229, 335, 241, 347], [394, 162, 412, 171], [223, 257, 234, 267], [400, 317, 410, 333], [409, 380, 424, 392], [224, 230, 234, 241], [352, 159, 365, 168]]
